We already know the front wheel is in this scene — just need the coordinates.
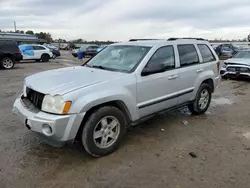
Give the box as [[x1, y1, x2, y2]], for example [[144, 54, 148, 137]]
[[188, 83, 212, 115], [81, 106, 127, 157], [0, 57, 15, 69], [41, 54, 50, 62]]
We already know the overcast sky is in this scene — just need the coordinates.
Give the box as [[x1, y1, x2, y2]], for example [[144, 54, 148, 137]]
[[1, 0, 250, 41]]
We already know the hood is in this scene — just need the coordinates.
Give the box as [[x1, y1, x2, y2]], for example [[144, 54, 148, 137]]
[[25, 66, 125, 95], [226, 58, 250, 66]]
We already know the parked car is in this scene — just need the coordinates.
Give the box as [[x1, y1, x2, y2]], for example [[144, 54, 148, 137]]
[[215, 44, 239, 58], [71, 45, 100, 58], [13, 38, 220, 157], [220, 50, 250, 79], [43, 44, 61, 59], [0, 41, 22, 69], [19, 44, 53, 62], [71, 47, 80, 57]]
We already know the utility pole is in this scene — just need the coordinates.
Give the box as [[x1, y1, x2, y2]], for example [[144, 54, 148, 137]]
[[14, 21, 16, 32]]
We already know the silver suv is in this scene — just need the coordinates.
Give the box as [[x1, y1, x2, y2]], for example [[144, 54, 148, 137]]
[[13, 38, 220, 157]]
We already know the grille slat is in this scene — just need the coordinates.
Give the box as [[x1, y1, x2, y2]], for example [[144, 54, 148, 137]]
[[227, 66, 250, 73], [26, 88, 45, 109]]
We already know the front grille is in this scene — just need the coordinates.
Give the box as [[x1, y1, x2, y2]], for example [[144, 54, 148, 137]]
[[227, 67, 250, 73], [26, 88, 45, 109]]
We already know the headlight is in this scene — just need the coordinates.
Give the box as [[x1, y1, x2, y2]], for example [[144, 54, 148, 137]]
[[41, 95, 71, 114]]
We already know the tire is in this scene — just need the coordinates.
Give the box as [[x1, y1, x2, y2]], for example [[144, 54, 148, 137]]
[[188, 83, 212, 115], [52, 54, 56, 59], [0, 57, 15, 69], [41, 54, 50, 62], [81, 106, 127, 157]]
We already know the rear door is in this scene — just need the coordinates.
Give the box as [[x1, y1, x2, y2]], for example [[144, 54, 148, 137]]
[[176, 44, 202, 104], [33, 45, 47, 59], [197, 44, 218, 77], [20, 45, 34, 60]]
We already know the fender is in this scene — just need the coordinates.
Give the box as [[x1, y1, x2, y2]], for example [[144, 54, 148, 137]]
[[70, 87, 140, 121], [191, 70, 215, 100]]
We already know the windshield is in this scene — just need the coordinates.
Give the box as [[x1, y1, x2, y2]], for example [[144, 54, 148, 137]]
[[233, 51, 250, 59], [85, 45, 151, 72]]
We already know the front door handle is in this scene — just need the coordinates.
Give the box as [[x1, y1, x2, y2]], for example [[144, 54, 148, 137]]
[[196, 69, 204, 73], [168, 75, 178, 80]]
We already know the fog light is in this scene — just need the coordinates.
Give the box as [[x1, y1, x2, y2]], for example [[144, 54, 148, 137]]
[[42, 124, 53, 136]]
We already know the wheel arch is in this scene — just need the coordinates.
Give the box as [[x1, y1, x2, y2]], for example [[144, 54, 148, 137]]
[[201, 78, 214, 93], [1, 53, 15, 61], [41, 53, 50, 58], [75, 100, 132, 141]]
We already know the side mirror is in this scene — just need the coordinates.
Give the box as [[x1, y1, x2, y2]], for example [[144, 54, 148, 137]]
[[141, 63, 166, 76]]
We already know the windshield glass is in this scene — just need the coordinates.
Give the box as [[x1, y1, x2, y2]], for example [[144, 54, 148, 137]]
[[233, 51, 250, 58], [85, 45, 151, 72]]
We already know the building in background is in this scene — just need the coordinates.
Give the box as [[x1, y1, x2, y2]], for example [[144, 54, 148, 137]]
[[0, 32, 45, 45]]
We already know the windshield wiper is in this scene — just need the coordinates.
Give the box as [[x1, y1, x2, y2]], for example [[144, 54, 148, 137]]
[[84, 64, 91, 67], [91, 65, 116, 71], [92, 65, 106, 69]]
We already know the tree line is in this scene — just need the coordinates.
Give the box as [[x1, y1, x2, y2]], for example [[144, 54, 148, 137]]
[[0, 29, 248, 43], [0, 29, 115, 44]]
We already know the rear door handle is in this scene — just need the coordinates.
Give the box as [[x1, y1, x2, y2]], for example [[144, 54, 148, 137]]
[[168, 75, 178, 80], [196, 69, 204, 73]]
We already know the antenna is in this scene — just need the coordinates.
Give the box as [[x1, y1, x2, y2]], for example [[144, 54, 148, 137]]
[[14, 21, 16, 32]]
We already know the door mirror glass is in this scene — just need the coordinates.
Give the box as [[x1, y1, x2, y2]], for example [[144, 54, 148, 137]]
[[141, 63, 165, 76]]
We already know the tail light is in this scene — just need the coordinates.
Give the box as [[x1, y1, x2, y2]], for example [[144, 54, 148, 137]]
[[217, 61, 220, 73], [18, 49, 22, 54]]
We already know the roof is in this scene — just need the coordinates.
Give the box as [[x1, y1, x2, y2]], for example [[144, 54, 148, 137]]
[[111, 39, 210, 47], [0, 32, 38, 41], [19, 44, 45, 47], [0, 32, 35, 37]]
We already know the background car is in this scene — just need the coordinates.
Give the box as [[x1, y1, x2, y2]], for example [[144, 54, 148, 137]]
[[43, 44, 61, 59], [215, 44, 239, 58], [71, 45, 100, 58], [220, 50, 250, 79], [19, 44, 53, 62], [0, 41, 22, 69], [71, 47, 80, 57]]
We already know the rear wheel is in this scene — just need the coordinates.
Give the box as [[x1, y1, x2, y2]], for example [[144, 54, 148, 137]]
[[0, 57, 15, 69], [81, 106, 127, 157], [41, 54, 50, 62], [188, 83, 212, 115]]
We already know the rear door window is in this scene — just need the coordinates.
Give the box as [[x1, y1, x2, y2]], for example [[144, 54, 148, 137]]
[[178, 44, 199, 67], [198, 44, 216, 63], [25, 45, 34, 50], [33, 46, 45, 50]]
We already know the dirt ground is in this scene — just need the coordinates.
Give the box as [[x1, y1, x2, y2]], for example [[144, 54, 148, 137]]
[[0, 60, 250, 188]]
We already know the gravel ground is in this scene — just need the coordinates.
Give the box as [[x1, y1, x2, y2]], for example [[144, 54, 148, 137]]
[[0, 61, 250, 188]]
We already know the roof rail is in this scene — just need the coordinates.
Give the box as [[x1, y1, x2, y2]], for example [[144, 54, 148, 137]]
[[129, 39, 159, 42], [167, 37, 206, 41]]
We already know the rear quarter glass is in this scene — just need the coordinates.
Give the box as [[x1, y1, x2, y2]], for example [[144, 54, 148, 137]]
[[0, 42, 19, 53]]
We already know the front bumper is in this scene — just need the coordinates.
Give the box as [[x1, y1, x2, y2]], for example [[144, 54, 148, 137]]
[[72, 53, 77, 57], [12, 97, 85, 147], [220, 68, 250, 78]]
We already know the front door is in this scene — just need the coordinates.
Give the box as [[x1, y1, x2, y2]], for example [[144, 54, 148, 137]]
[[136, 45, 180, 118], [33, 45, 46, 59]]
